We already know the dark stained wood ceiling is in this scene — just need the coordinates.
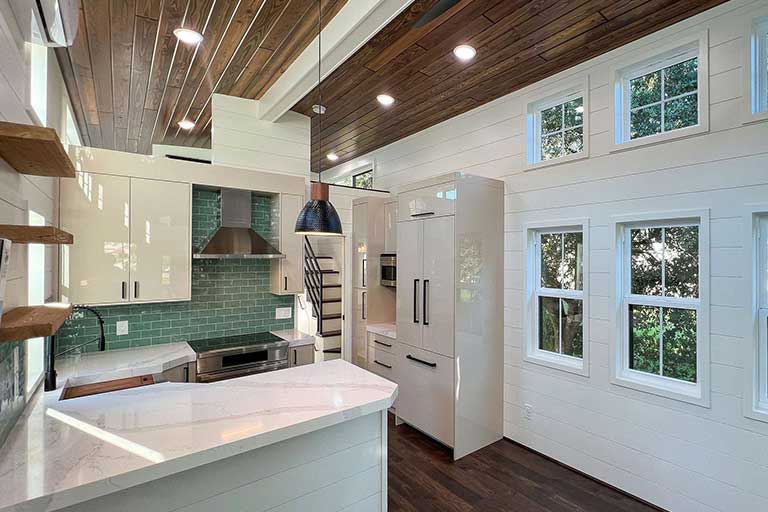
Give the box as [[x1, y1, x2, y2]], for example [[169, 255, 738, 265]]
[[56, 0, 347, 154], [291, 0, 728, 172]]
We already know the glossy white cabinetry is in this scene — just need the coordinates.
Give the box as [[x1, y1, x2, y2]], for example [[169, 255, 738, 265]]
[[130, 179, 192, 302], [61, 173, 191, 305], [351, 197, 395, 369], [271, 193, 303, 294], [395, 173, 504, 460], [384, 198, 397, 253]]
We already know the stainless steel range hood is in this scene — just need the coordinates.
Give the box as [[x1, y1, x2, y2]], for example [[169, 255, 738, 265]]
[[194, 188, 285, 259]]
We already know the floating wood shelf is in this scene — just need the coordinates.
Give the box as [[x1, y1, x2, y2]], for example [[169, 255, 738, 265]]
[[0, 304, 73, 343], [0, 225, 73, 245], [0, 121, 76, 178]]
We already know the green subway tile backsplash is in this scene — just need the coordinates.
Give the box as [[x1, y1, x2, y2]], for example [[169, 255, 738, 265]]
[[57, 189, 292, 354]]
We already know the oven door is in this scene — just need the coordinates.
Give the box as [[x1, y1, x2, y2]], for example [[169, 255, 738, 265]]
[[196, 360, 289, 383], [196, 345, 288, 376], [380, 255, 396, 287]]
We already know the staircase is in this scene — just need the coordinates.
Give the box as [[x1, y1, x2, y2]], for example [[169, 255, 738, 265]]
[[303, 236, 342, 361]]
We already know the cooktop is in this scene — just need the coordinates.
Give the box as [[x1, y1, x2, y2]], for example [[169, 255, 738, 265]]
[[187, 332, 286, 354]]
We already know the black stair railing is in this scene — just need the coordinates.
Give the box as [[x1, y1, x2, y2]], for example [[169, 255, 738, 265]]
[[303, 236, 325, 335]]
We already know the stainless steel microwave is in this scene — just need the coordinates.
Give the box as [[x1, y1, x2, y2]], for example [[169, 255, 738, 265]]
[[380, 253, 396, 287]]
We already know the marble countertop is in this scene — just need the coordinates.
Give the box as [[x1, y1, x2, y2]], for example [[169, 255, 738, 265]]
[[366, 322, 396, 339], [0, 360, 397, 512], [271, 329, 316, 348]]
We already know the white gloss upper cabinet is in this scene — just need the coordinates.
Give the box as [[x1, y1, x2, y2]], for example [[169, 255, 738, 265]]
[[421, 216, 454, 357], [397, 180, 456, 222], [61, 173, 191, 305], [129, 178, 191, 302], [61, 173, 131, 305], [271, 193, 303, 295], [396, 219, 423, 349], [384, 199, 397, 253]]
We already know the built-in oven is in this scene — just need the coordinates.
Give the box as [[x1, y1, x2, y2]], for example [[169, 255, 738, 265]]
[[188, 333, 289, 383], [380, 253, 396, 287]]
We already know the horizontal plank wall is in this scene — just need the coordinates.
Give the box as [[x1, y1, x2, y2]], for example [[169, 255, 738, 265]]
[[58, 412, 385, 512], [0, 3, 68, 446], [322, 1, 768, 510]]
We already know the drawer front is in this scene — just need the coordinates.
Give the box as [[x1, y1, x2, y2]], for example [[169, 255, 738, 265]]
[[367, 344, 395, 381], [397, 181, 456, 222], [368, 332, 396, 354], [395, 344, 454, 447]]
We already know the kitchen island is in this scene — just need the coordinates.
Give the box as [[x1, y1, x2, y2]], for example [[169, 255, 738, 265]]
[[0, 360, 396, 512]]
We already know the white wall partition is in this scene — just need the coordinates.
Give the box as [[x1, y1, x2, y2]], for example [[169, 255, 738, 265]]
[[323, 1, 768, 510]]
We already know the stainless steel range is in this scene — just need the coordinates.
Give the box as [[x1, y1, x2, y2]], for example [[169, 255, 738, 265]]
[[188, 332, 289, 383]]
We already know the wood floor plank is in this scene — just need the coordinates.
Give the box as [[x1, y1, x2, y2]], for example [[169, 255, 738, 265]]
[[387, 413, 662, 512]]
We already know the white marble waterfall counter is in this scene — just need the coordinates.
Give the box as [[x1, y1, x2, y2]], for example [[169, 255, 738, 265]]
[[0, 360, 397, 512]]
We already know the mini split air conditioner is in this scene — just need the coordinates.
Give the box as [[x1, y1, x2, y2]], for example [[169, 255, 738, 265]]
[[30, 0, 80, 47]]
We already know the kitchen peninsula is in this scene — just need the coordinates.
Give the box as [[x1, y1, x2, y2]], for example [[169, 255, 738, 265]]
[[0, 360, 396, 512]]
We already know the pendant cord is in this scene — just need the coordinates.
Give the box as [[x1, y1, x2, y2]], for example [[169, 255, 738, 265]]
[[317, 0, 322, 183]]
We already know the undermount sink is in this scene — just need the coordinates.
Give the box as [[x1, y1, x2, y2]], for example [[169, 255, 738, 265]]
[[59, 374, 162, 400]]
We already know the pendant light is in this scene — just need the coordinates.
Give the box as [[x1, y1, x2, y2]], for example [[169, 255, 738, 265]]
[[295, 0, 343, 236]]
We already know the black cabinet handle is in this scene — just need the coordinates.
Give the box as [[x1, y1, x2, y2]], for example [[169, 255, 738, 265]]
[[134, 281, 140, 299], [413, 279, 420, 323], [183, 365, 190, 383], [293, 349, 297, 365], [423, 279, 429, 326], [284, 276, 288, 291], [362, 258, 367, 287], [406, 354, 437, 368], [121, 281, 127, 300], [374, 339, 392, 348], [411, 212, 435, 217], [374, 360, 392, 369], [362, 291, 367, 320]]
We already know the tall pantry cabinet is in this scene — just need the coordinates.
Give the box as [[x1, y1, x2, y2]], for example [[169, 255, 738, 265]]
[[395, 173, 504, 460], [351, 197, 395, 368]]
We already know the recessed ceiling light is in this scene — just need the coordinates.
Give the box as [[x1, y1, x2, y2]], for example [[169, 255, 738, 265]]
[[377, 94, 395, 106], [312, 104, 326, 115], [173, 28, 203, 45], [327, 153, 339, 161], [453, 44, 476, 61], [178, 119, 195, 130]]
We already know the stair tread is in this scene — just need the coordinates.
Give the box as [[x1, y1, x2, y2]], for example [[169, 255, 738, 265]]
[[306, 256, 333, 260], [318, 329, 342, 337], [321, 284, 342, 288], [323, 347, 342, 354], [321, 298, 342, 303], [321, 313, 342, 320], [306, 269, 339, 274]]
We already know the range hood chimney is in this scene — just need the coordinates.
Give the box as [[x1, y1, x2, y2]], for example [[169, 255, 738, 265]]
[[194, 188, 284, 259]]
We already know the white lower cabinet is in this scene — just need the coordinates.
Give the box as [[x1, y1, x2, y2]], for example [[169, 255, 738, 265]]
[[61, 172, 191, 305], [271, 193, 303, 295], [395, 342, 454, 448], [289, 344, 314, 367]]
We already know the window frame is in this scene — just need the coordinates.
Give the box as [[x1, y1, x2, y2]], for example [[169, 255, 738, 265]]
[[745, 16, 768, 123], [524, 77, 590, 170], [611, 210, 710, 407], [611, 32, 710, 152], [523, 219, 590, 377], [745, 209, 768, 423]]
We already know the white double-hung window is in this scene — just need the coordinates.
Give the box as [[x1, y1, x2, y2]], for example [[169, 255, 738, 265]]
[[525, 223, 589, 375], [750, 214, 768, 420], [614, 213, 709, 405], [748, 17, 768, 119]]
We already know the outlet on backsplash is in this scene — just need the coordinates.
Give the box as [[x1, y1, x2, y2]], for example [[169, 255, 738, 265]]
[[275, 307, 292, 320], [116, 321, 129, 336]]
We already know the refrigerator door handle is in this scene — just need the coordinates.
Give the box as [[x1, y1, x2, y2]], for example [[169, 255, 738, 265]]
[[423, 279, 429, 326], [413, 279, 420, 324]]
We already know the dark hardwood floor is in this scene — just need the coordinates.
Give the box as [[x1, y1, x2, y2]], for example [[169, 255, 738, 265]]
[[388, 414, 659, 512]]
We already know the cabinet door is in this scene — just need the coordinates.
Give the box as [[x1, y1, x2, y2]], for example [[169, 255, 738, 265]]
[[352, 202, 368, 288], [352, 288, 367, 367], [395, 343, 454, 447], [130, 178, 191, 302], [384, 201, 397, 253], [61, 172, 130, 305], [397, 181, 456, 222], [396, 220, 423, 349], [290, 345, 314, 367], [422, 216, 455, 357], [273, 194, 303, 294]]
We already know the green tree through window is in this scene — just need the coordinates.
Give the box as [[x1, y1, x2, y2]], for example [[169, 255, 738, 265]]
[[539, 98, 583, 161], [629, 58, 698, 140]]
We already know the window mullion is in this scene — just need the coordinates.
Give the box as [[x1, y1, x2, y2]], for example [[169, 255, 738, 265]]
[[558, 298, 563, 354], [661, 227, 667, 297], [660, 67, 666, 134], [658, 306, 664, 377]]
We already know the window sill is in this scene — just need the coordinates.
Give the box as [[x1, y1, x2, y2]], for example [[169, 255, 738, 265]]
[[611, 369, 709, 408], [523, 350, 589, 377], [742, 109, 768, 126], [609, 122, 709, 154], [524, 151, 589, 172]]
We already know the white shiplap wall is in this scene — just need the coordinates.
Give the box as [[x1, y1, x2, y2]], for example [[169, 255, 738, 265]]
[[323, 1, 768, 510]]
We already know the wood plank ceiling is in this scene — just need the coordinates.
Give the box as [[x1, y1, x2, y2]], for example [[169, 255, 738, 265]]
[[56, 0, 347, 154], [291, 0, 728, 172]]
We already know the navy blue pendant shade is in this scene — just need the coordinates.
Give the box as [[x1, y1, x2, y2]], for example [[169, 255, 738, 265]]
[[295, 182, 343, 236]]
